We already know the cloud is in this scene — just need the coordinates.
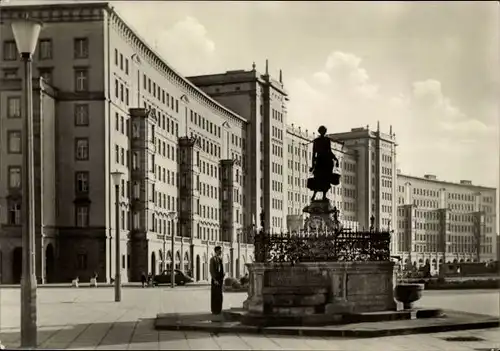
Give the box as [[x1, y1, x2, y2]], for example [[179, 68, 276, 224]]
[[155, 17, 216, 76], [288, 50, 498, 186]]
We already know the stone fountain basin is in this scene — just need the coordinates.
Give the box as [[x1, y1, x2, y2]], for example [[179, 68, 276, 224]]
[[394, 283, 424, 310]]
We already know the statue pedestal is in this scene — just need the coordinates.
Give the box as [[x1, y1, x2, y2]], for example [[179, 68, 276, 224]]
[[303, 199, 341, 232]]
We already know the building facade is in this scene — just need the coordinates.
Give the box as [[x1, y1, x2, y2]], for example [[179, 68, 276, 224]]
[[285, 124, 360, 231], [0, 2, 496, 284], [0, 2, 253, 284], [0, 78, 57, 284], [189, 65, 399, 240], [396, 173, 497, 271], [188, 63, 289, 234]]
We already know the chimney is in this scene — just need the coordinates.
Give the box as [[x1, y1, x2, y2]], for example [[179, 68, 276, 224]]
[[265, 59, 269, 75], [460, 180, 472, 185], [424, 174, 437, 180], [252, 62, 256, 71], [390, 125, 393, 135], [377, 120, 380, 131], [279, 69, 283, 83]]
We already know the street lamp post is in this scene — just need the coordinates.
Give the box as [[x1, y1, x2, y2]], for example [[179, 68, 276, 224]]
[[167, 211, 177, 288], [111, 171, 124, 302], [237, 229, 242, 278], [11, 17, 42, 349]]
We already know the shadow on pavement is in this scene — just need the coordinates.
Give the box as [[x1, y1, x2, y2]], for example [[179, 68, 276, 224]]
[[0, 318, 206, 349]]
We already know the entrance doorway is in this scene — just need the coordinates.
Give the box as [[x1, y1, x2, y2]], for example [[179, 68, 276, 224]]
[[45, 244, 55, 283], [196, 255, 200, 281], [12, 247, 22, 283], [151, 252, 156, 276]]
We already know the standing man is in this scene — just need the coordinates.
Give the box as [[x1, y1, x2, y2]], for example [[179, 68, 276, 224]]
[[210, 246, 225, 315]]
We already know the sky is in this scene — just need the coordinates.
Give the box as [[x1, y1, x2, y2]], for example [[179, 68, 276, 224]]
[[2, 0, 499, 190]]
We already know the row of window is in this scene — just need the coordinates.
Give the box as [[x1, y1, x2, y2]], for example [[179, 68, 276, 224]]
[[287, 142, 310, 158], [147, 108, 179, 137], [114, 49, 130, 75], [270, 179, 283, 193], [5, 132, 91, 157], [271, 161, 283, 175], [4, 66, 54, 85], [5, 132, 91, 159], [288, 192, 308, 204], [272, 108, 284, 123], [3, 38, 89, 61], [142, 73, 180, 113], [381, 154, 393, 163], [271, 143, 284, 158], [271, 198, 283, 211], [271, 125, 283, 141], [114, 78, 130, 106], [190, 132, 222, 159], [190, 109, 223, 140]]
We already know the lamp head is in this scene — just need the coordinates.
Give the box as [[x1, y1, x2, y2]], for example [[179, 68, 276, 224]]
[[11, 18, 43, 56], [110, 170, 124, 185]]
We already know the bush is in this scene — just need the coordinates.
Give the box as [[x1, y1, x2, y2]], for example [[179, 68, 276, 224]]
[[224, 277, 239, 288], [240, 275, 250, 286]]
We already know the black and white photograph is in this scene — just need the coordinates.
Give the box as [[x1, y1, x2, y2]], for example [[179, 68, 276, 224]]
[[0, 0, 498, 349]]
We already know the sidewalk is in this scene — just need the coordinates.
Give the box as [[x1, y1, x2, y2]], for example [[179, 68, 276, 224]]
[[0, 288, 498, 350], [0, 281, 211, 289]]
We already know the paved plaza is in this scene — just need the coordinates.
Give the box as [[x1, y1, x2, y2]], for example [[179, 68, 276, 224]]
[[0, 287, 498, 350]]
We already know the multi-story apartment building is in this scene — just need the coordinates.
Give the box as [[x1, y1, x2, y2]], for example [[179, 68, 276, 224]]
[[329, 124, 398, 237], [1, 2, 496, 285], [285, 124, 359, 231], [0, 2, 253, 284], [396, 173, 497, 271], [188, 63, 288, 233], [0, 78, 57, 284], [189, 72, 399, 238]]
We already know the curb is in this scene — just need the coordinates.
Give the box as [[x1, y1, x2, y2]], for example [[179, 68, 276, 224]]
[[154, 319, 500, 338]]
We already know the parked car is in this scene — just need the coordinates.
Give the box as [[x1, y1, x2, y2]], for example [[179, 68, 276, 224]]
[[153, 269, 193, 286]]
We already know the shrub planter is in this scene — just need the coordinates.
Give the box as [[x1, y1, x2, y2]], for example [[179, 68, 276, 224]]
[[394, 283, 424, 310]]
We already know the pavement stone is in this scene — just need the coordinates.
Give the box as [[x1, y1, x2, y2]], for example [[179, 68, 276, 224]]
[[0, 287, 498, 350]]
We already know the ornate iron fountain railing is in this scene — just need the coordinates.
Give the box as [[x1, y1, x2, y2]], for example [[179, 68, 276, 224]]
[[253, 229, 391, 263]]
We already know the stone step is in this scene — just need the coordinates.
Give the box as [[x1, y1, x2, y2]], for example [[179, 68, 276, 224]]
[[263, 293, 327, 307], [222, 308, 445, 328], [262, 287, 328, 295]]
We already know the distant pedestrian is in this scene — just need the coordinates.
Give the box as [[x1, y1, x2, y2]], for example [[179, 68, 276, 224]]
[[141, 272, 147, 288], [209, 246, 225, 316], [147, 272, 153, 287]]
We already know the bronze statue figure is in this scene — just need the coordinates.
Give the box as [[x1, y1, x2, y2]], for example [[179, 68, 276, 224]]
[[308, 125, 339, 201]]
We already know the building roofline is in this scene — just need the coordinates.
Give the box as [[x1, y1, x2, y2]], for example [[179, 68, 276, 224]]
[[0, 1, 247, 125], [188, 70, 288, 96], [106, 3, 247, 123], [398, 173, 496, 191], [105, 5, 248, 124]]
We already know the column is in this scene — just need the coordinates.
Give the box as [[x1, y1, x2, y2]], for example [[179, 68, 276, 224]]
[[128, 107, 152, 281], [220, 159, 236, 276], [178, 136, 200, 274]]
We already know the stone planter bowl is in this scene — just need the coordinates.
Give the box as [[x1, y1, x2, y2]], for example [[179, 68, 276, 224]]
[[394, 283, 424, 310]]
